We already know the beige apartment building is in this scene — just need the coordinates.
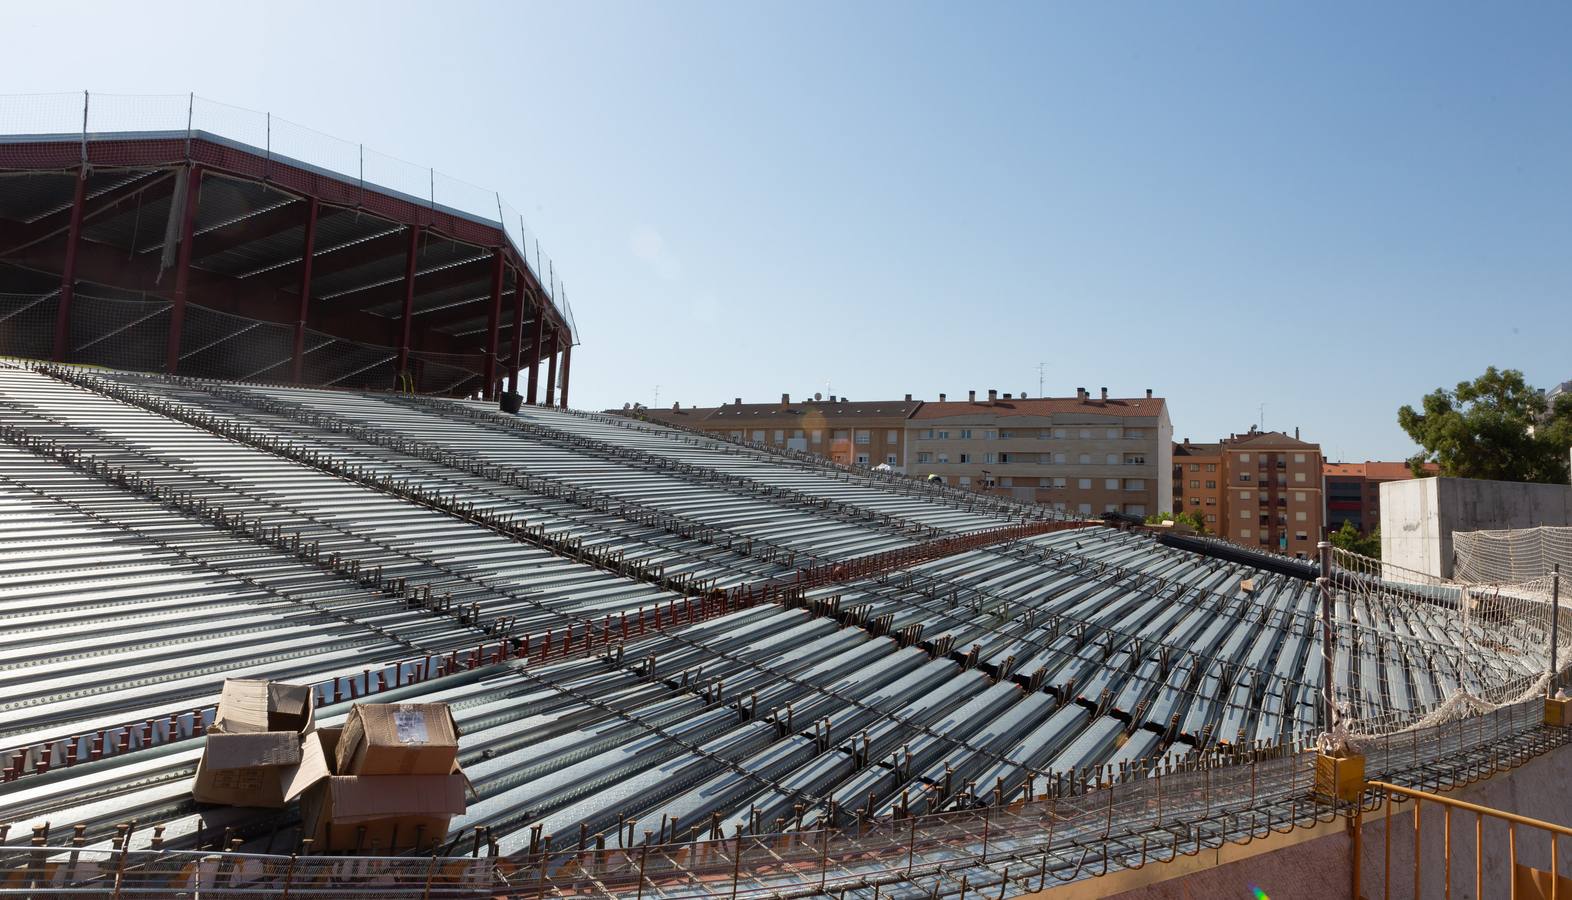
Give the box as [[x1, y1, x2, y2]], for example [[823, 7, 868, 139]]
[[905, 388, 1172, 517]]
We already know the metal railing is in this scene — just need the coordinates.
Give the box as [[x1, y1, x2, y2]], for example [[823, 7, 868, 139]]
[[0, 91, 576, 342]]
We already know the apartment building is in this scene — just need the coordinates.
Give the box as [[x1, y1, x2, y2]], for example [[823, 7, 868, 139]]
[[905, 387, 1172, 516], [1323, 460, 1438, 536], [1171, 439, 1223, 531], [1215, 429, 1323, 558], [632, 394, 920, 470]]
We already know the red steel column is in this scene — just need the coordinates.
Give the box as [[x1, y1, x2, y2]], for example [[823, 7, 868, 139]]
[[291, 197, 320, 383], [395, 225, 422, 384], [51, 169, 89, 362], [507, 276, 526, 395], [164, 165, 203, 374], [482, 249, 504, 399], [558, 343, 571, 409], [544, 329, 558, 406], [525, 296, 545, 404]]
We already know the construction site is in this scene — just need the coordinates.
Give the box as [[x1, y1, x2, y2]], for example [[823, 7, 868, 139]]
[[2, 95, 1571, 899]]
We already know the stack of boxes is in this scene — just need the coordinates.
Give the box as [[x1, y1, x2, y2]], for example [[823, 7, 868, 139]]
[[192, 680, 467, 854]]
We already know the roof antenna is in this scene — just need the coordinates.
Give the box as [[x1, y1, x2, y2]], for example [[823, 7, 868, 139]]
[[1258, 402, 1265, 432]]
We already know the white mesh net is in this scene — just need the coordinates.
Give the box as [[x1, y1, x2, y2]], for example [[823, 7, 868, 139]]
[[1454, 524, 1572, 584], [1327, 546, 1565, 746]]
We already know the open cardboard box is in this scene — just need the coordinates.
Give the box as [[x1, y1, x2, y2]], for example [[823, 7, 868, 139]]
[[286, 727, 468, 854], [191, 679, 316, 808], [336, 702, 460, 776]]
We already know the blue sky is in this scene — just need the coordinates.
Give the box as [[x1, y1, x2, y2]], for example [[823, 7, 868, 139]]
[[9, 2, 1570, 460]]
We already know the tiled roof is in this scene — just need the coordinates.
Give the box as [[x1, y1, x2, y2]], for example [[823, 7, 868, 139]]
[[911, 397, 1165, 420]]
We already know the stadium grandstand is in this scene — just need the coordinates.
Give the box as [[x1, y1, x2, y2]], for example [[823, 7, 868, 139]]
[[2, 95, 1571, 900], [1, 358, 1569, 897], [0, 92, 574, 401]]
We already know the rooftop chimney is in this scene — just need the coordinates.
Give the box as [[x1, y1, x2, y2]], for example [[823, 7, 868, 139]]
[[1077, 387, 1087, 400], [1100, 387, 1108, 401], [904, 393, 912, 402], [988, 389, 998, 402], [1003, 392, 1012, 400], [1295, 426, 1300, 440], [968, 390, 976, 403], [734, 397, 742, 406], [781, 393, 790, 405], [672, 402, 679, 411], [939, 393, 947, 402], [1145, 388, 1153, 399], [1183, 437, 1191, 447]]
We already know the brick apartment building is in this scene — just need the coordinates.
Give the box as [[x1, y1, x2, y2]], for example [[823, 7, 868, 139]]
[[905, 387, 1172, 516], [1323, 460, 1437, 536], [619, 387, 1172, 516], [1172, 428, 1324, 558], [632, 394, 921, 470], [1172, 439, 1223, 531]]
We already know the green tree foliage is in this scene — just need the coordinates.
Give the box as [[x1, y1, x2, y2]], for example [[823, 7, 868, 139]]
[[1145, 510, 1207, 534], [1329, 520, 1381, 558], [1398, 367, 1572, 483]]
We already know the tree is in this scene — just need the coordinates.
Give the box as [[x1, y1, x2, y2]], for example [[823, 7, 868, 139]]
[[1329, 520, 1381, 558], [1146, 510, 1207, 534], [1398, 367, 1572, 483]]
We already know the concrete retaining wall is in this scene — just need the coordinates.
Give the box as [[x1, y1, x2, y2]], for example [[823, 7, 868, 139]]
[[1381, 477, 1572, 578]]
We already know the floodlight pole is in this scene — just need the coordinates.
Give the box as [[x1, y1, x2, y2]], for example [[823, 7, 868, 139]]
[[1317, 540, 1336, 732]]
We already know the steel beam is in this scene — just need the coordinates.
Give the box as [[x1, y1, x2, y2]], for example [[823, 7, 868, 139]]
[[507, 274, 527, 396], [164, 165, 204, 374], [544, 329, 558, 407], [526, 293, 544, 404], [483, 250, 504, 400], [291, 198, 320, 384], [51, 169, 89, 362], [395, 225, 422, 384], [558, 344, 572, 409]]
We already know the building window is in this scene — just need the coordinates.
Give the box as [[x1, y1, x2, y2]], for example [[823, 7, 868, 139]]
[[1053, 501, 1067, 511], [1054, 452, 1067, 464], [1294, 453, 1306, 463], [1126, 504, 1146, 516], [1294, 472, 1306, 483], [917, 452, 933, 463], [1206, 514, 1216, 523], [1079, 428, 1092, 439], [886, 454, 897, 465], [1126, 454, 1146, 465], [1240, 453, 1251, 463], [1000, 430, 1015, 439], [1239, 473, 1252, 482], [1126, 479, 1145, 491], [1037, 429, 1052, 440], [959, 476, 971, 487], [1054, 428, 1067, 439], [937, 453, 950, 463], [856, 454, 869, 464], [752, 430, 765, 442], [812, 430, 822, 443], [1053, 477, 1066, 488], [855, 430, 871, 445], [1241, 510, 1250, 519], [1296, 511, 1307, 522], [1189, 480, 1199, 489], [959, 429, 972, 439], [1205, 497, 1216, 506], [1078, 453, 1091, 465], [833, 429, 849, 440], [1078, 503, 1092, 515], [1039, 477, 1051, 488], [986, 453, 998, 464], [985, 430, 998, 440], [937, 430, 950, 439], [920, 429, 933, 440], [1105, 478, 1120, 490], [792, 429, 804, 439], [1001, 477, 1013, 487], [1190, 497, 1201, 506], [1188, 464, 1199, 472], [1105, 503, 1119, 513], [1239, 490, 1251, 500], [887, 430, 899, 442], [1240, 528, 1252, 539], [1106, 453, 1119, 465], [1078, 478, 1092, 490], [958, 453, 970, 464], [1107, 428, 1121, 439], [1295, 491, 1306, 502], [1296, 531, 1308, 541], [1206, 464, 1217, 472], [773, 430, 784, 443]]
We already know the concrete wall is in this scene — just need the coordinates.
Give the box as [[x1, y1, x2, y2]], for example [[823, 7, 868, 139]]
[[1381, 477, 1572, 578], [1025, 741, 1572, 900]]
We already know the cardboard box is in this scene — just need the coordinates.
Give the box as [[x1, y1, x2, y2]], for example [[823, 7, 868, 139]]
[[336, 703, 458, 776], [192, 679, 316, 808], [288, 728, 467, 853]]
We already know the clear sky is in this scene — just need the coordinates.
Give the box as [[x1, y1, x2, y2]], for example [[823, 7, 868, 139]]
[[9, 2, 1569, 460]]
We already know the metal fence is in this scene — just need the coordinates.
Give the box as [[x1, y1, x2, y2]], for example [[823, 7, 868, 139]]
[[0, 91, 576, 343], [2, 696, 1559, 898]]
